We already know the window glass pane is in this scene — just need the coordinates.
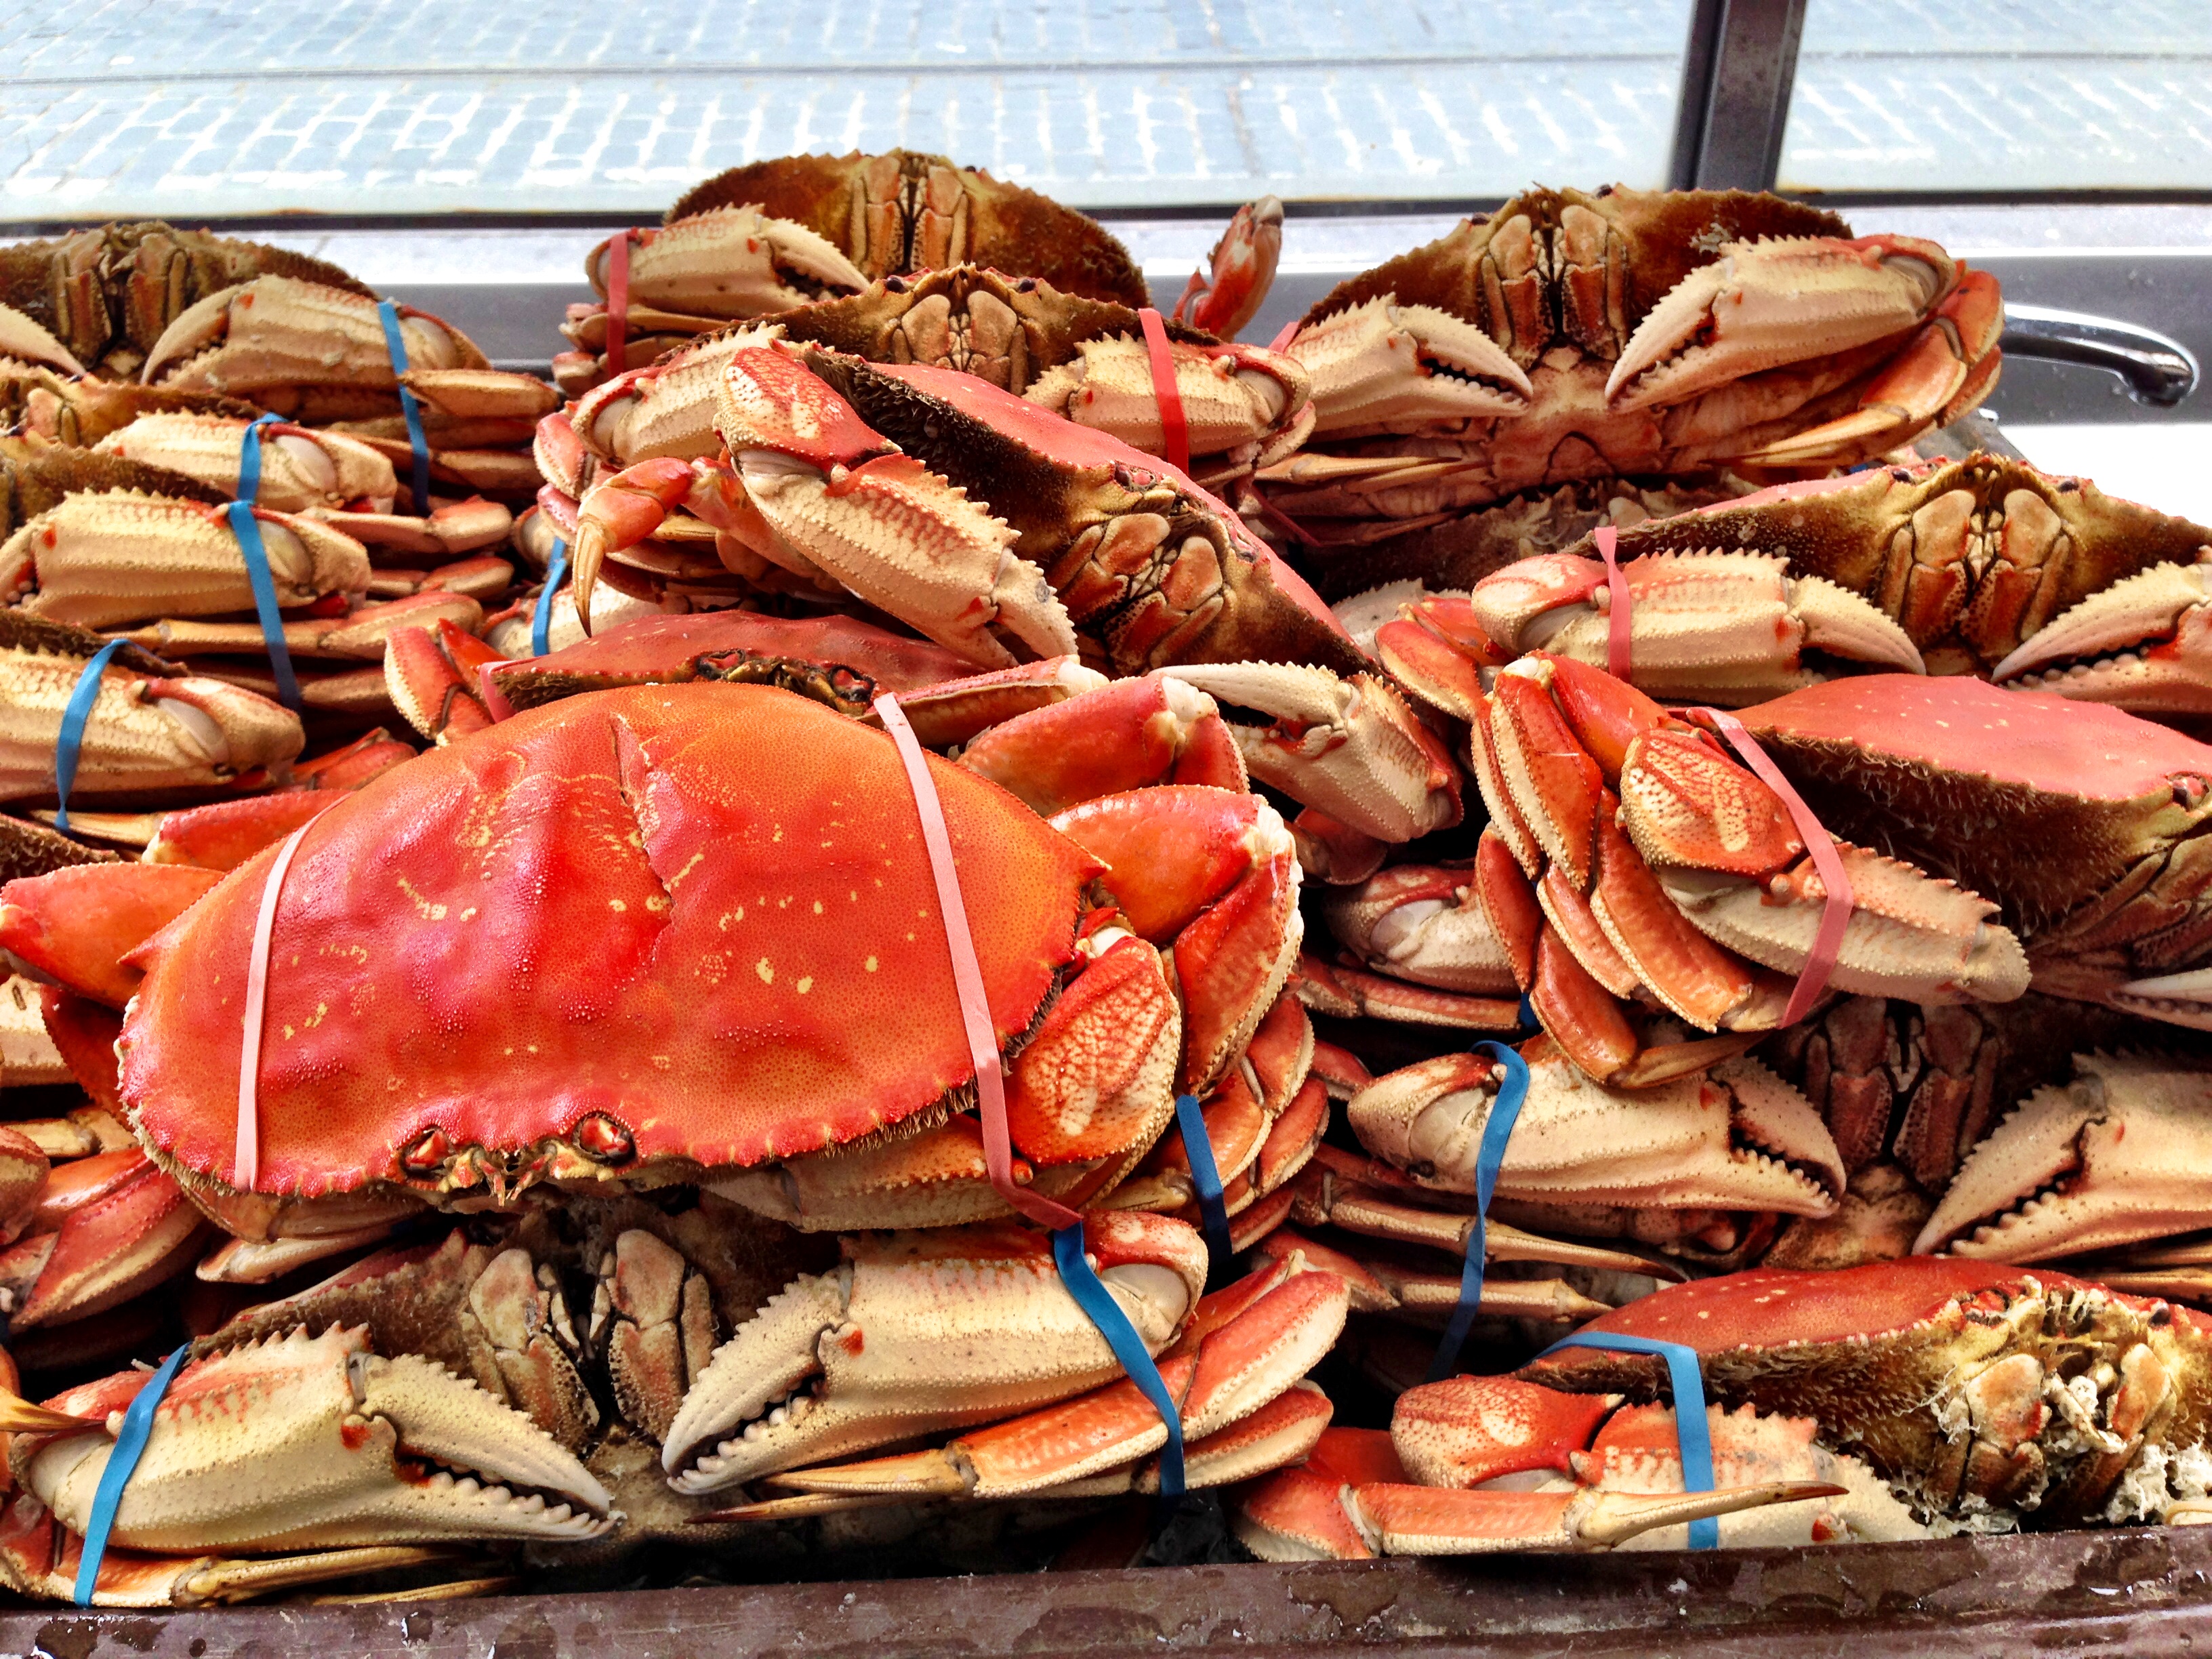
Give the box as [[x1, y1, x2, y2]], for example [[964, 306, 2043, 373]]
[[1, 1, 1694, 220], [1780, 1, 2212, 193]]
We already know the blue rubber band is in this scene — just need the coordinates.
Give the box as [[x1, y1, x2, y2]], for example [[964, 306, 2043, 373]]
[[375, 300, 433, 517], [226, 501, 302, 712], [1051, 1224, 1185, 1500], [1172, 1090, 1235, 1282], [53, 638, 128, 837], [73, 1344, 190, 1605], [531, 539, 569, 658], [1425, 1041, 1530, 1383], [1538, 1332, 1720, 1550], [1516, 992, 1539, 1036], [235, 410, 283, 506]]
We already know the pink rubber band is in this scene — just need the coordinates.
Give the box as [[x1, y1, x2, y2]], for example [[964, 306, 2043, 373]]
[[1594, 525, 1633, 682], [1696, 708, 1855, 1026], [235, 823, 311, 1189], [476, 660, 518, 722], [605, 230, 636, 378], [1268, 317, 1300, 354], [1137, 307, 1192, 478], [873, 694, 1082, 1232]]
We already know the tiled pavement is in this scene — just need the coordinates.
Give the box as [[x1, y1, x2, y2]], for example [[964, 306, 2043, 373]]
[[2, 1, 2205, 222]]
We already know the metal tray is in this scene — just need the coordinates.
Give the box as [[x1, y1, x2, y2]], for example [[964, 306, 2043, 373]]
[[10, 1524, 2212, 1657]]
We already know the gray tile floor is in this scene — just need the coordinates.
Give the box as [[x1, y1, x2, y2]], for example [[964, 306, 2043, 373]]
[[4, 1, 2203, 222]]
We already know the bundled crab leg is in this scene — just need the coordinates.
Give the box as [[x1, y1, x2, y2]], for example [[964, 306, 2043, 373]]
[[709, 1250, 1348, 1509], [1233, 1384, 1895, 1560], [1469, 652, 2028, 1085], [567, 342, 1366, 678]]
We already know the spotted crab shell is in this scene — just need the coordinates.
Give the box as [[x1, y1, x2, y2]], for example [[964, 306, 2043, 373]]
[[117, 682, 1103, 1200]]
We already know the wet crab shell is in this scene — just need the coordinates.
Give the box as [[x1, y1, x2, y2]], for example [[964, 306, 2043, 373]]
[[117, 682, 1103, 1202]]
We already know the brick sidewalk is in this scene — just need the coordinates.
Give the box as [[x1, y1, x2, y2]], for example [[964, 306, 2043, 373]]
[[0, 0, 2205, 220]]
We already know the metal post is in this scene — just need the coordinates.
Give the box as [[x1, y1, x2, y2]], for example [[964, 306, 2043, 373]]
[[1667, 0, 1809, 192]]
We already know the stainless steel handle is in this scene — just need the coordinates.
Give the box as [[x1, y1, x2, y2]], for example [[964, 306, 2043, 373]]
[[2001, 304, 2198, 408]]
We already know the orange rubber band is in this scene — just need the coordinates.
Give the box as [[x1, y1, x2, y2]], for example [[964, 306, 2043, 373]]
[[235, 823, 311, 1189], [1696, 708, 1856, 1026], [873, 693, 1082, 1232], [1594, 525, 1633, 682], [1137, 307, 1191, 478]]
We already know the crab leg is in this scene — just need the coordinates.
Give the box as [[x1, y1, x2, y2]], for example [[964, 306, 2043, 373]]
[[1156, 662, 1464, 842], [0, 864, 224, 1008], [0, 1150, 207, 1330], [0, 1496, 457, 1609], [1050, 785, 1301, 1094], [661, 1214, 1207, 1494], [1180, 197, 1284, 341]]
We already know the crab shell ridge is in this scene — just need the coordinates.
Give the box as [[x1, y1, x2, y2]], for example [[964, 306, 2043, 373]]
[[117, 682, 1103, 1203]]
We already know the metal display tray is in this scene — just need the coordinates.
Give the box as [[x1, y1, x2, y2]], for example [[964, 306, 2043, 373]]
[[9, 1524, 2212, 1657]]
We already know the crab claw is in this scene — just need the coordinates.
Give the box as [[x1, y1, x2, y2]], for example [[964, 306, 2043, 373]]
[[1470, 552, 1924, 702], [17, 1326, 612, 1551], [954, 671, 1247, 816], [1289, 295, 1534, 435], [0, 302, 88, 376], [1606, 234, 1958, 411], [587, 207, 869, 319], [663, 1214, 1206, 1494], [1183, 197, 1285, 341], [1347, 1046, 1843, 1219], [1155, 662, 1462, 842], [1992, 561, 2212, 716], [1321, 865, 1517, 996], [1917, 1053, 2212, 1261], [720, 346, 1079, 668]]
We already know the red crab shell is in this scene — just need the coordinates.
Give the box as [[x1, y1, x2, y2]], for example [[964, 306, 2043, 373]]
[[117, 683, 1103, 1200]]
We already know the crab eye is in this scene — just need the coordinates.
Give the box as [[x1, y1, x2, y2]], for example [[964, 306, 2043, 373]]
[[571, 1113, 635, 1165], [400, 1126, 450, 1175]]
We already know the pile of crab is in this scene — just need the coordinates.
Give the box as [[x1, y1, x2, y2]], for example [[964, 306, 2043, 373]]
[[5, 165, 2212, 1610]]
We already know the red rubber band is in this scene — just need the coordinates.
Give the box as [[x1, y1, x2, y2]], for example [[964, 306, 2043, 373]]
[[1594, 525, 1633, 682], [605, 230, 636, 378], [235, 822, 310, 1189], [1137, 307, 1191, 478], [1695, 708, 1855, 1026], [873, 693, 1082, 1233]]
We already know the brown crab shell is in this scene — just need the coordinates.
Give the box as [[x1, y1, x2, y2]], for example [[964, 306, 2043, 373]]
[[1729, 674, 2212, 936], [1558, 455, 2212, 674], [667, 150, 1149, 309], [1519, 1256, 2212, 1525], [1295, 186, 1851, 365], [117, 683, 1103, 1203], [0, 441, 228, 539], [0, 222, 375, 369], [741, 264, 1218, 387]]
